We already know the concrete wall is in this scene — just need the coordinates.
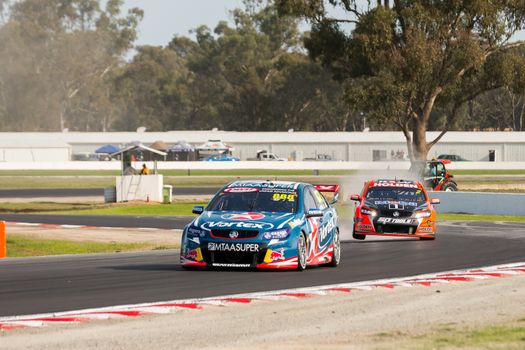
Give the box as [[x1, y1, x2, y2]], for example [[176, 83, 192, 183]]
[[0, 148, 70, 162], [116, 175, 163, 203], [1, 161, 525, 171], [430, 191, 525, 216]]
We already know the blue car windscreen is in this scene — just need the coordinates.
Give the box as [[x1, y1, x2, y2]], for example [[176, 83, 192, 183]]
[[208, 191, 296, 213]]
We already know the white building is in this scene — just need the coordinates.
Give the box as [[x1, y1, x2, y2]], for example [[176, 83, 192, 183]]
[[0, 139, 71, 162], [0, 131, 523, 162]]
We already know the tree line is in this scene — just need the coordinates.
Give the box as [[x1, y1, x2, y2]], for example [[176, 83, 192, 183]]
[[1, 0, 525, 159]]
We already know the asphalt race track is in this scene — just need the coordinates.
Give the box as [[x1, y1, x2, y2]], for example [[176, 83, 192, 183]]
[[0, 213, 193, 229], [1, 220, 524, 317], [0, 187, 219, 198]]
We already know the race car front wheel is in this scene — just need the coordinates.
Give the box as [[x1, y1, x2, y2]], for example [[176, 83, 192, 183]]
[[297, 233, 307, 271]]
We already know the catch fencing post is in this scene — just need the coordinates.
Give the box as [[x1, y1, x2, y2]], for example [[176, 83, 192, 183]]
[[0, 221, 5, 258]]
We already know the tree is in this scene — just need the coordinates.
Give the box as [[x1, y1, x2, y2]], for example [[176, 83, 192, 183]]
[[277, 0, 525, 160], [111, 45, 188, 131], [161, 0, 349, 132], [0, 0, 142, 131]]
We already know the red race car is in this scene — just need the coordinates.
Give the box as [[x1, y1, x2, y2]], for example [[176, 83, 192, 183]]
[[350, 179, 440, 240]]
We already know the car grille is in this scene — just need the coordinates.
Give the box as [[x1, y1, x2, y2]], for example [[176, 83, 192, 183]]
[[210, 230, 259, 240], [379, 210, 413, 218], [203, 249, 268, 267], [375, 224, 417, 234]]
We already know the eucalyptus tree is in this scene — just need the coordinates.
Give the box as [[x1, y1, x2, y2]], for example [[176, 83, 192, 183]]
[[277, 0, 525, 160], [0, 0, 142, 131]]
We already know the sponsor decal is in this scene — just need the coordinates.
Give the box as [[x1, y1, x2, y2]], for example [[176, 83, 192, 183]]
[[263, 229, 289, 239], [318, 217, 336, 248], [187, 227, 206, 237], [202, 221, 274, 230], [264, 248, 285, 263], [418, 227, 434, 233], [228, 182, 296, 190], [426, 220, 434, 225], [389, 203, 404, 210], [374, 200, 417, 207], [288, 218, 303, 229], [358, 224, 373, 230], [212, 263, 251, 268], [207, 242, 260, 252], [272, 193, 295, 202], [222, 212, 265, 221], [314, 184, 339, 193], [373, 182, 418, 189], [377, 217, 414, 225], [223, 187, 259, 193], [186, 248, 203, 262]]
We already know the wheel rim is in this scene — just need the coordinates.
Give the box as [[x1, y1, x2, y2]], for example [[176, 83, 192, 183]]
[[333, 232, 341, 264], [445, 187, 454, 192], [298, 235, 307, 269]]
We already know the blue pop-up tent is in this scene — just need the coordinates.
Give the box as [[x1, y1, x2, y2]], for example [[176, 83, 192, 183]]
[[167, 141, 197, 161], [95, 144, 120, 154]]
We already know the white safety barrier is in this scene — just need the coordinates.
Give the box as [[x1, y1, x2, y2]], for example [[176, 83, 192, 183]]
[[429, 191, 525, 216], [116, 175, 163, 203], [1, 161, 525, 171]]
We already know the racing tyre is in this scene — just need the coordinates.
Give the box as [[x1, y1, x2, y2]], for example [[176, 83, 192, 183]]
[[328, 230, 341, 267], [297, 233, 307, 271], [352, 227, 366, 240], [441, 182, 458, 192]]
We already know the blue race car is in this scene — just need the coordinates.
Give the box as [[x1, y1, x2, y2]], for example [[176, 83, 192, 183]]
[[201, 154, 240, 161], [180, 180, 341, 270]]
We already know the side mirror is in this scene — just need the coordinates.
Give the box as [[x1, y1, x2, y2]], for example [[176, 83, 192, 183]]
[[430, 198, 440, 205], [350, 194, 361, 202], [192, 205, 204, 214], [330, 192, 339, 205], [306, 208, 323, 218]]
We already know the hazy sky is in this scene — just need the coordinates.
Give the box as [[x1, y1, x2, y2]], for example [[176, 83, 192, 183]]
[[121, 0, 244, 47], [121, 0, 525, 48]]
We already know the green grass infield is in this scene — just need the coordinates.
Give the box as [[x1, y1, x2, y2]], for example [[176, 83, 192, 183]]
[[6, 235, 177, 258]]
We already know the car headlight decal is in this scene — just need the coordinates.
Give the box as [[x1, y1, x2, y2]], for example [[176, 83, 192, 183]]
[[360, 207, 377, 217], [263, 228, 290, 240], [415, 210, 432, 219]]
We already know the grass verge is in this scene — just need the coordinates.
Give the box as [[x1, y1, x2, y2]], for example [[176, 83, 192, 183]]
[[375, 321, 525, 349], [452, 169, 525, 175], [438, 213, 525, 222], [2, 201, 524, 222], [6, 235, 176, 257], [46, 202, 206, 216], [0, 202, 103, 213]]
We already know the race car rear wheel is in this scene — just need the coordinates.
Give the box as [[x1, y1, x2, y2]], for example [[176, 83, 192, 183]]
[[328, 230, 341, 267], [297, 233, 307, 271], [352, 227, 366, 240]]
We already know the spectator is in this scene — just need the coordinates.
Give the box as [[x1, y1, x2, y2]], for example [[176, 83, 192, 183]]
[[140, 164, 149, 175]]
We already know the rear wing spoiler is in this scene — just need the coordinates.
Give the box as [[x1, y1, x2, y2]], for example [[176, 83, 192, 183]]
[[314, 184, 340, 204]]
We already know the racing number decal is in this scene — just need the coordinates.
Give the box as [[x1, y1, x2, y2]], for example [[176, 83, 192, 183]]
[[272, 193, 295, 202]]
